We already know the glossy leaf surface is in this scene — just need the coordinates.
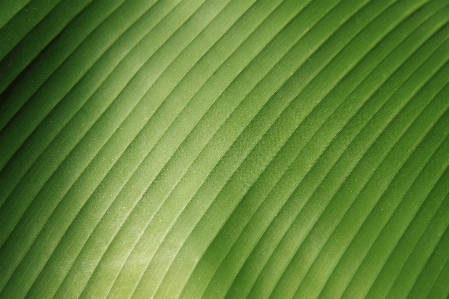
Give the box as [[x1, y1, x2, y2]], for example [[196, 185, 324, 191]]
[[1, 0, 449, 298]]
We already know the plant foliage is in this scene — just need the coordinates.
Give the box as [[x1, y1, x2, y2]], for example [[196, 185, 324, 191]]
[[1, 0, 449, 298]]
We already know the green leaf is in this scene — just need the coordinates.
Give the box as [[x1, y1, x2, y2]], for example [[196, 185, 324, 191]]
[[1, 0, 449, 298]]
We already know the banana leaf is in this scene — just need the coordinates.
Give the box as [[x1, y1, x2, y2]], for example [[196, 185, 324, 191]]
[[1, 0, 449, 298]]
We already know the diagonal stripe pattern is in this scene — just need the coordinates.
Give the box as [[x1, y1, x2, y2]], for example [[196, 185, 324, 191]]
[[1, 0, 448, 298]]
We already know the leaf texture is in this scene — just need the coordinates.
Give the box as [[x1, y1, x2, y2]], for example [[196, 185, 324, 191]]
[[0, 0, 449, 298]]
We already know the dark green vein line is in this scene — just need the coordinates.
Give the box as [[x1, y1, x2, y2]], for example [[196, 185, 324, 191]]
[[0, 0, 97, 99], [0, 0, 30, 29], [0, 0, 94, 167], [0, 0, 63, 61]]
